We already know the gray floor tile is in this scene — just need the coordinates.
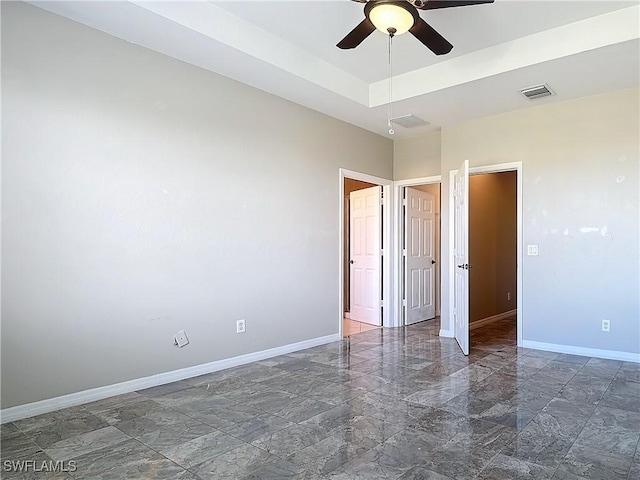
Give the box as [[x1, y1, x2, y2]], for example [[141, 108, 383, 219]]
[[600, 378, 640, 413], [12, 407, 89, 434], [25, 412, 110, 449], [9, 319, 634, 480], [286, 430, 378, 476], [116, 410, 215, 449], [149, 386, 223, 408], [180, 402, 261, 430], [190, 442, 278, 479], [265, 396, 334, 423], [474, 401, 538, 430], [574, 406, 640, 456], [407, 408, 472, 442], [477, 453, 556, 479], [90, 398, 168, 425], [328, 445, 412, 479], [396, 465, 454, 479], [442, 419, 516, 456], [239, 457, 304, 479], [421, 442, 498, 480], [300, 404, 364, 435], [218, 412, 293, 442], [0, 422, 20, 439], [0, 450, 74, 480], [0, 432, 42, 460], [331, 415, 405, 447], [159, 430, 245, 468], [71, 438, 189, 479], [43, 425, 130, 461], [555, 443, 632, 480], [251, 423, 328, 456]]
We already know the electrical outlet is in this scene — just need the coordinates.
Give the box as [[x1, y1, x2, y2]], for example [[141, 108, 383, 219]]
[[602, 319, 610, 332], [236, 319, 246, 334], [174, 330, 189, 347], [507, 292, 511, 301], [527, 245, 539, 256]]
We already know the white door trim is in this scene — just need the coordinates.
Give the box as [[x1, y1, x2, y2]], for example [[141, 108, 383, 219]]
[[339, 169, 393, 336], [447, 162, 523, 346], [392, 176, 442, 328]]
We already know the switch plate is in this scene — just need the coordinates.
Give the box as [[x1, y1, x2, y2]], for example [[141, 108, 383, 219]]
[[602, 319, 610, 332], [527, 245, 539, 256], [174, 330, 189, 347], [236, 319, 246, 334], [507, 292, 511, 301]]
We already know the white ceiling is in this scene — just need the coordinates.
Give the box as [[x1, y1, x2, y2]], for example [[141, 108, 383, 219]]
[[31, 0, 640, 139]]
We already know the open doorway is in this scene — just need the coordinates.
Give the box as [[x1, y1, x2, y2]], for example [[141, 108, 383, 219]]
[[343, 178, 381, 337], [339, 169, 393, 338], [402, 184, 442, 327], [449, 161, 523, 355], [468, 171, 518, 349], [393, 176, 443, 330]]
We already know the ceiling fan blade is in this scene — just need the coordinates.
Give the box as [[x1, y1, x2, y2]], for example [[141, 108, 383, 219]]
[[337, 18, 376, 49], [409, 18, 453, 55], [418, 0, 494, 10]]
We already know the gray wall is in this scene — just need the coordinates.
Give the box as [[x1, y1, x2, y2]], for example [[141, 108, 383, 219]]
[[438, 88, 639, 355], [393, 132, 441, 180], [1, 3, 393, 408]]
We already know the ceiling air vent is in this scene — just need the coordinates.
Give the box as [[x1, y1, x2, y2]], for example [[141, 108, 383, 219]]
[[519, 83, 555, 100], [391, 114, 430, 128]]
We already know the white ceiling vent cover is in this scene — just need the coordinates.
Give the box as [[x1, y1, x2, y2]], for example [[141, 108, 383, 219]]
[[520, 83, 555, 100], [391, 114, 430, 128]]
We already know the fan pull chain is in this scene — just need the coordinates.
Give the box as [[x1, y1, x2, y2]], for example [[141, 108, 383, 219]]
[[387, 33, 394, 135]]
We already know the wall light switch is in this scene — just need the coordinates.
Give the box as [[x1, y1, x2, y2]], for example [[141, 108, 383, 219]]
[[527, 245, 539, 256]]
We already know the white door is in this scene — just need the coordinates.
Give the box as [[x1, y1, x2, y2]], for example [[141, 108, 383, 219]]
[[405, 187, 436, 325], [349, 186, 382, 326], [453, 160, 470, 355]]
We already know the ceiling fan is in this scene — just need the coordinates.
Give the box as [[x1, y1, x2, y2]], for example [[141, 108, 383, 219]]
[[337, 0, 495, 55]]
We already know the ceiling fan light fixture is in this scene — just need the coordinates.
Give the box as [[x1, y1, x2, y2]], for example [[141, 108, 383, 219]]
[[368, 3, 415, 36]]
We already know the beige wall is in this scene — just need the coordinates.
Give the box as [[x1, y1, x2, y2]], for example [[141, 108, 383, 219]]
[[392, 87, 639, 356], [440, 88, 639, 354], [1, 3, 393, 408], [469, 172, 517, 323], [343, 179, 377, 313], [394, 131, 441, 180]]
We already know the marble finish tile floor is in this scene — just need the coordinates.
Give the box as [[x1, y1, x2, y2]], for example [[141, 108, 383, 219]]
[[2, 317, 639, 479]]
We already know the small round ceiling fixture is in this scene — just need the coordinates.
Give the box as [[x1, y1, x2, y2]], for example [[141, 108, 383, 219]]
[[368, 2, 416, 36]]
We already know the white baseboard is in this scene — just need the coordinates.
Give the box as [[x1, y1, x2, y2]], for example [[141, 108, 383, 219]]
[[522, 340, 640, 363], [0, 333, 341, 424], [439, 329, 454, 338], [470, 309, 517, 330]]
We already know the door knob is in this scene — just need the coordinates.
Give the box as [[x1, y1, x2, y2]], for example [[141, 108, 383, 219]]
[[350, 260, 355, 264], [431, 260, 436, 264], [457, 263, 472, 270]]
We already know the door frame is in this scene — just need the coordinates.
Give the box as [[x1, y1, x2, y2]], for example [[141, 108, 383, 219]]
[[339, 169, 393, 336], [447, 162, 523, 346], [392, 176, 442, 328]]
